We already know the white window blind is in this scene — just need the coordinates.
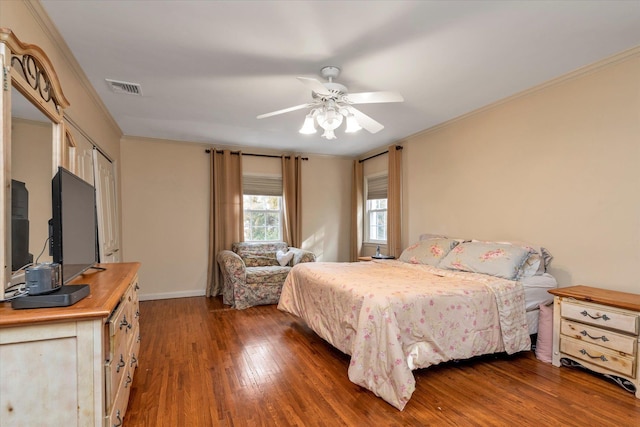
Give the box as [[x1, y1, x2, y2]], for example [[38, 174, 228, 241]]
[[243, 175, 282, 196], [367, 174, 388, 200]]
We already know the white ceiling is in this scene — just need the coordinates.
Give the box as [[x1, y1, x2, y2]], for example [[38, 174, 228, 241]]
[[39, 1, 640, 157]]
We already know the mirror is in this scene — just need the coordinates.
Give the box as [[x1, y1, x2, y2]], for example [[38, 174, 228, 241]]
[[1, 28, 70, 298], [11, 87, 54, 271]]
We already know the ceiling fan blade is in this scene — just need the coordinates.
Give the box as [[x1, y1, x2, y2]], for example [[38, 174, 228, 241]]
[[257, 103, 313, 119], [345, 91, 404, 104], [347, 106, 384, 134], [297, 77, 331, 96]]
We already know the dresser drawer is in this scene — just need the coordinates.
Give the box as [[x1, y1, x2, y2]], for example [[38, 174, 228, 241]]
[[561, 300, 639, 335], [105, 350, 127, 410], [106, 370, 132, 427], [560, 319, 636, 356], [560, 336, 636, 378]]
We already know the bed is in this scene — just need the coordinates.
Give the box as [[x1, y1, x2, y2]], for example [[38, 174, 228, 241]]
[[277, 238, 556, 410]]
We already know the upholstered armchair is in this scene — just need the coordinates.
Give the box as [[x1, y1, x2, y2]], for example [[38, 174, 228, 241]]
[[217, 242, 316, 309]]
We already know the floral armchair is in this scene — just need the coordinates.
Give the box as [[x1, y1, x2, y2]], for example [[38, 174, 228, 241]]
[[217, 242, 316, 309]]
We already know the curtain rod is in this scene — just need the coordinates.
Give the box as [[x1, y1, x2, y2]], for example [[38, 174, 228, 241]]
[[358, 145, 403, 163], [205, 149, 308, 161]]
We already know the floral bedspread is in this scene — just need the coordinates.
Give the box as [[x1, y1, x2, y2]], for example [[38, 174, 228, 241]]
[[277, 260, 530, 410]]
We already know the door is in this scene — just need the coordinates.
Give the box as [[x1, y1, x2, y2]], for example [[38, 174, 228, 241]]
[[93, 149, 120, 262]]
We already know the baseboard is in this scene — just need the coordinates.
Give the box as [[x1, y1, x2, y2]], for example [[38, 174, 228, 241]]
[[139, 289, 206, 301]]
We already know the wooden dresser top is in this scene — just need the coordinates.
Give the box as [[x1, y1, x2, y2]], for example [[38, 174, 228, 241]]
[[549, 285, 640, 313], [0, 262, 140, 327]]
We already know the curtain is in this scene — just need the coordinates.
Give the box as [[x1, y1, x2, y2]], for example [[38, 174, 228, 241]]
[[207, 149, 243, 297], [350, 160, 364, 262], [387, 145, 402, 258], [282, 155, 302, 247]]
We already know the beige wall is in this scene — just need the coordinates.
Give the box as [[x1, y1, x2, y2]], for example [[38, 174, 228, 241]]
[[401, 51, 640, 293], [121, 137, 353, 299], [120, 137, 209, 299]]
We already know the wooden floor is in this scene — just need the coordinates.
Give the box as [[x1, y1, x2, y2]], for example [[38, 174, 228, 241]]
[[125, 296, 640, 426]]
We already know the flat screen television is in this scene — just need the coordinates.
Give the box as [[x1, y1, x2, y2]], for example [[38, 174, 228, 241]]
[[51, 167, 99, 284]]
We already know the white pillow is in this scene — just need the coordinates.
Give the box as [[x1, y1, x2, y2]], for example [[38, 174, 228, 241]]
[[276, 250, 294, 267]]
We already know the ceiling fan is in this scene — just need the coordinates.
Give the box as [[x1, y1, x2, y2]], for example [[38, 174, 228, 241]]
[[257, 66, 404, 140]]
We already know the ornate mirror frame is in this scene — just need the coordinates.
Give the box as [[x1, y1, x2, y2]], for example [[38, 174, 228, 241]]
[[0, 28, 70, 299]]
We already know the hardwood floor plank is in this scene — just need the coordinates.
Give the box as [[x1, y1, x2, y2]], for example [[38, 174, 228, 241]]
[[124, 297, 640, 426]]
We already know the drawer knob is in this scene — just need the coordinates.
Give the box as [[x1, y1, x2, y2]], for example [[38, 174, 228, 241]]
[[580, 310, 610, 321], [580, 330, 610, 342], [579, 348, 608, 362]]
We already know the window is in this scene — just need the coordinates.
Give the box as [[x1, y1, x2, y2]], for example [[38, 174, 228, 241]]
[[243, 175, 283, 242], [243, 195, 282, 241], [365, 174, 388, 243]]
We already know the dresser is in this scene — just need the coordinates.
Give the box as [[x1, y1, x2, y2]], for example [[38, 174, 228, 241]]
[[0, 262, 141, 426], [549, 285, 640, 398]]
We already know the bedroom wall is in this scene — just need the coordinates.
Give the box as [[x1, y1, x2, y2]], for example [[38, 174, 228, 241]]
[[120, 136, 352, 300], [400, 49, 640, 293]]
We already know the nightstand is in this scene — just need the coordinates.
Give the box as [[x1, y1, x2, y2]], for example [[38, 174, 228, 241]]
[[548, 285, 640, 398]]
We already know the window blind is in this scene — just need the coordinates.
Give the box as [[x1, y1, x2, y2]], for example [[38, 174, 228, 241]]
[[243, 175, 283, 196], [367, 174, 388, 200]]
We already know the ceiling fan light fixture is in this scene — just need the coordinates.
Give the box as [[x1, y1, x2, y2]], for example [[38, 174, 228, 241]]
[[317, 106, 343, 131], [321, 128, 337, 140], [344, 114, 362, 133], [299, 113, 317, 134]]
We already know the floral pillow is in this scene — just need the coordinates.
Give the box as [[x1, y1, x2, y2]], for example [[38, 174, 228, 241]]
[[399, 238, 459, 266], [437, 241, 533, 280]]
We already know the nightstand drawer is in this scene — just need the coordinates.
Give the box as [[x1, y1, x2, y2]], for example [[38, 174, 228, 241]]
[[560, 319, 636, 355], [561, 300, 639, 335], [561, 336, 636, 378]]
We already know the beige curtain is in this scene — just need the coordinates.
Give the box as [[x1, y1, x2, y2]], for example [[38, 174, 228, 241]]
[[350, 160, 364, 261], [282, 155, 302, 247], [207, 149, 243, 297], [387, 145, 402, 258]]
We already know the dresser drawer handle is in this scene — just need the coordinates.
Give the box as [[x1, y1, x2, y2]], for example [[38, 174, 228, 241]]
[[579, 349, 607, 362], [116, 354, 126, 373], [125, 373, 132, 388], [113, 410, 122, 427], [131, 353, 138, 367], [580, 310, 610, 321], [580, 330, 610, 342], [119, 316, 128, 330], [119, 315, 132, 330]]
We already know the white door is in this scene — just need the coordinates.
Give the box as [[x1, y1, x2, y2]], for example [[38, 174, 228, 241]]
[[93, 149, 120, 263], [72, 133, 94, 185]]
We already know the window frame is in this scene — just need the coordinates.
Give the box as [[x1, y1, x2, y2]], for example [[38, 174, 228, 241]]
[[364, 172, 388, 244], [242, 173, 284, 242], [243, 194, 284, 242]]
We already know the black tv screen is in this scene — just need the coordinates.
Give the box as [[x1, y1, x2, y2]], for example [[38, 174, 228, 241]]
[[51, 167, 98, 284]]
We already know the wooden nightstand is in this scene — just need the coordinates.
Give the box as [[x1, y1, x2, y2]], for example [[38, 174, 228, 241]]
[[548, 285, 640, 399]]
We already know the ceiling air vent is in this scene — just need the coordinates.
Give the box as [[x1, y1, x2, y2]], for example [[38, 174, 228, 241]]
[[105, 79, 143, 96]]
